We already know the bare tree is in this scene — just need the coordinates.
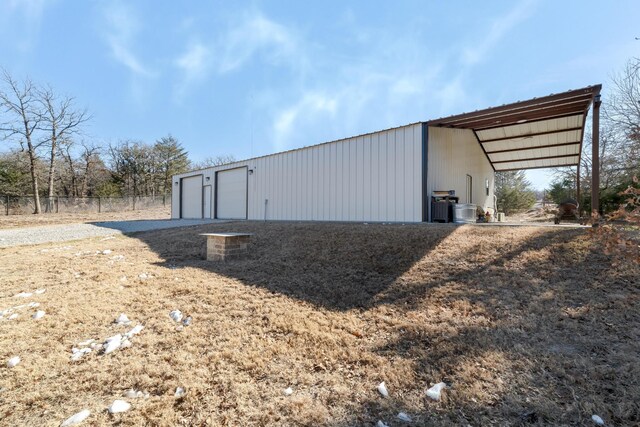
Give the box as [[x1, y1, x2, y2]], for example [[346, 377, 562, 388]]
[[191, 155, 236, 170], [0, 69, 44, 213], [38, 86, 90, 211]]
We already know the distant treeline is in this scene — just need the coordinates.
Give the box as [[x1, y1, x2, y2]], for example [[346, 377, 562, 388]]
[[0, 69, 233, 214]]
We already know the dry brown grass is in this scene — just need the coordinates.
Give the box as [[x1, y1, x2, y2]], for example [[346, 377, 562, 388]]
[[0, 208, 170, 229], [0, 222, 638, 426]]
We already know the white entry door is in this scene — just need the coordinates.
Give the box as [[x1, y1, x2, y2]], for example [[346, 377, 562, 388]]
[[181, 175, 203, 219], [216, 167, 247, 219]]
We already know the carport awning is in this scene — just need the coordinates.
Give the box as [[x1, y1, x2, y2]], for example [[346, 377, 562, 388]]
[[426, 85, 602, 171]]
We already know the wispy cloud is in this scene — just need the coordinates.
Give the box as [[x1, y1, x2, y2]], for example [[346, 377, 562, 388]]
[[462, 0, 537, 66], [218, 12, 298, 73], [176, 42, 210, 79], [0, 0, 49, 51], [173, 41, 211, 101], [172, 11, 302, 99], [273, 92, 338, 150], [102, 1, 152, 77]]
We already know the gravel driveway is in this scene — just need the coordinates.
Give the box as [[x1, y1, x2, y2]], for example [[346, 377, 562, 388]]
[[0, 219, 225, 248]]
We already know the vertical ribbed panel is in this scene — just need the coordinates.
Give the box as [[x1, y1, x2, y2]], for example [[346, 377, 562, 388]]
[[427, 127, 495, 217], [173, 123, 424, 222]]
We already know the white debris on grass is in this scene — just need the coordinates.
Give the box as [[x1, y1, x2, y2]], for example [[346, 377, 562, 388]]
[[101, 250, 112, 255], [28, 302, 40, 308], [175, 387, 186, 397], [283, 387, 293, 396], [138, 273, 149, 280], [108, 400, 131, 414], [377, 421, 390, 427], [103, 334, 123, 354], [182, 316, 192, 326], [397, 412, 412, 422], [60, 409, 90, 426], [35, 289, 46, 294], [32, 310, 45, 320], [170, 310, 183, 322], [120, 276, 127, 282], [14, 292, 33, 298], [78, 339, 94, 347], [70, 348, 92, 362], [377, 381, 389, 397], [125, 389, 149, 399], [426, 382, 447, 401], [592, 414, 605, 425], [115, 313, 130, 325], [124, 324, 144, 339], [7, 356, 20, 368], [8, 313, 18, 320], [111, 255, 125, 261]]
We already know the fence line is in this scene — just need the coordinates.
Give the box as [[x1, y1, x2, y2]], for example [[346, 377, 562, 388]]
[[1, 195, 168, 215]]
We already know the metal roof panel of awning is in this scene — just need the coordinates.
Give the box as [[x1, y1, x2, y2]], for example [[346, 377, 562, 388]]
[[426, 85, 602, 171]]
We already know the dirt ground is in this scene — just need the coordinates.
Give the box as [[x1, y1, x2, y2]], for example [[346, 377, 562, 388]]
[[0, 222, 638, 426], [0, 208, 171, 229]]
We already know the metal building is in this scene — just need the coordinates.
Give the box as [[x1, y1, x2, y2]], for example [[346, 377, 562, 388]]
[[172, 85, 602, 222]]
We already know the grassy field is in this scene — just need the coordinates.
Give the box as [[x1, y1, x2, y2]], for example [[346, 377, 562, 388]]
[[0, 222, 638, 426]]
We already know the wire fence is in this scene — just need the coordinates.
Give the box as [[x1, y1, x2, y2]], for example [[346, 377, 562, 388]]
[[0, 195, 168, 215]]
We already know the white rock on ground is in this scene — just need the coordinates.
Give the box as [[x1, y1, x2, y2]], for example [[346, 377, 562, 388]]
[[175, 387, 185, 397], [108, 400, 131, 414], [170, 310, 183, 322], [592, 414, 605, 425], [14, 292, 32, 298], [426, 382, 447, 401], [377, 421, 390, 427], [127, 324, 144, 336], [61, 409, 90, 426], [377, 381, 389, 397], [103, 334, 123, 354], [70, 348, 91, 361], [115, 313, 130, 325], [283, 387, 293, 396], [32, 310, 45, 320], [138, 273, 148, 280], [397, 412, 412, 422], [7, 356, 20, 368], [124, 389, 146, 399]]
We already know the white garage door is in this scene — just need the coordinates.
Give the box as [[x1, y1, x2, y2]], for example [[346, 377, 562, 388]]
[[181, 175, 202, 219], [216, 167, 247, 219]]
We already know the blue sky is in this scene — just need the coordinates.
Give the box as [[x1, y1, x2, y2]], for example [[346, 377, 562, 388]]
[[1, 0, 638, 189]]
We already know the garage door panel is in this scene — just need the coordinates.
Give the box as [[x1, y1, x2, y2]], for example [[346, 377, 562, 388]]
[[181, 175, 203, 219], [216, 168, 247, 219]]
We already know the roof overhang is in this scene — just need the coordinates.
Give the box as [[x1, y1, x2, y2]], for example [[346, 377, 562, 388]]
[[426, 85, 602, 172]]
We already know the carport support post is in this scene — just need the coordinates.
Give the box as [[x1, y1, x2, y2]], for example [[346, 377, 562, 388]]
[[591, 94, 601, 217], [576, 164, 581, 216]]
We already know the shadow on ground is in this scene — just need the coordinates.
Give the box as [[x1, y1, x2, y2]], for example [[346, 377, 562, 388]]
[[134, 221, 457, 311], [128, 221, 639, 425]]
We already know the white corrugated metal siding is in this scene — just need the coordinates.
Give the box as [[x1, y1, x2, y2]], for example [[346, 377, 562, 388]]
[[172, 123, 423, 222], [427, 127, 495, 216]]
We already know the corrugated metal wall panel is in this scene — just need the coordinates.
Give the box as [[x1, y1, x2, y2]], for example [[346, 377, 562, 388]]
[[173, 123, 423, 222], [428, 127, 495, 217]]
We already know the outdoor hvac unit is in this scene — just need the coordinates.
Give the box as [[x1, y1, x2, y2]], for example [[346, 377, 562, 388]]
[[453, 203, 477, 224], [431, 191, 458, 223]]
